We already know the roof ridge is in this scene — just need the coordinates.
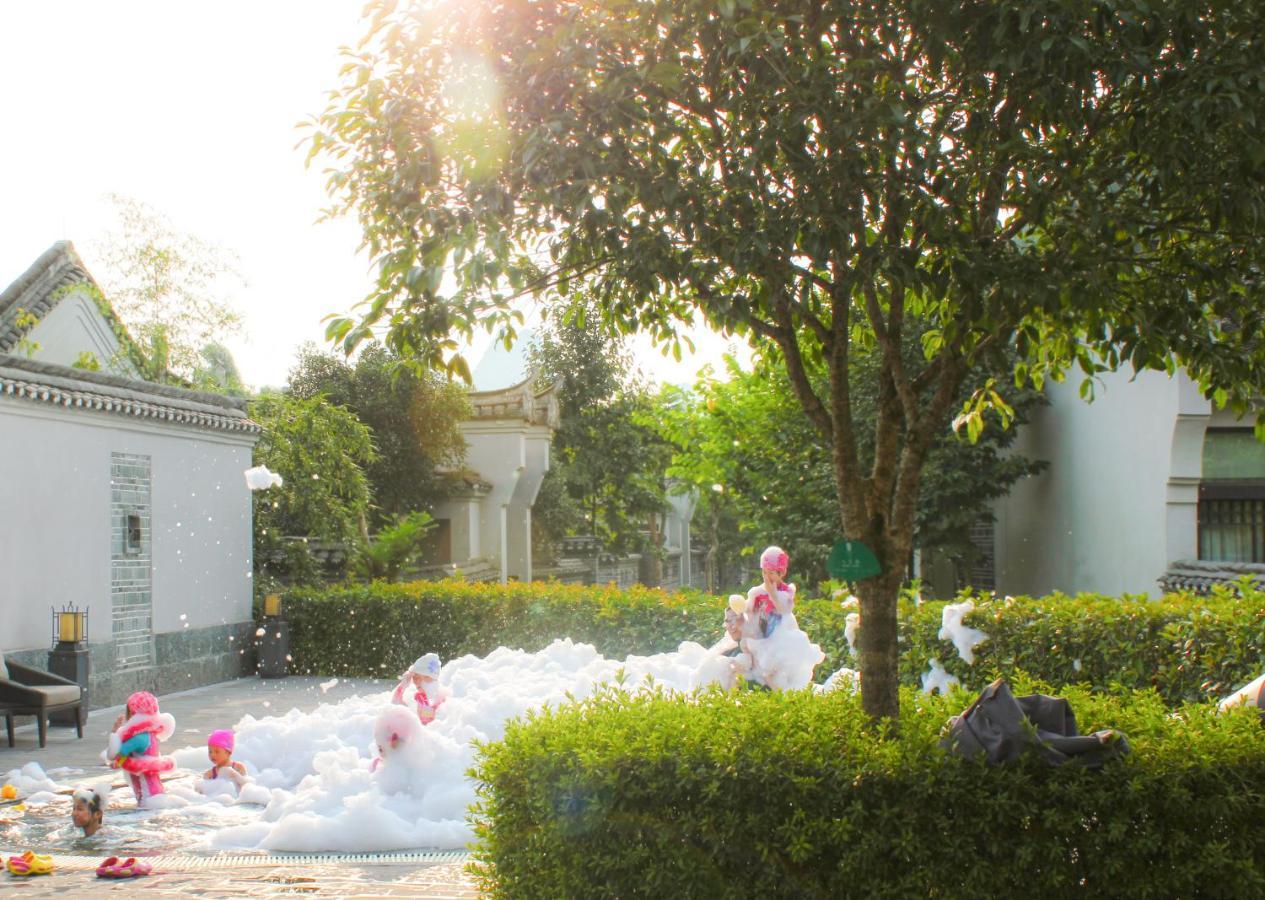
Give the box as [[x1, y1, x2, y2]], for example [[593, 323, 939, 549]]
[[0, 353, 249, 414], [0, 241, 146, 368]]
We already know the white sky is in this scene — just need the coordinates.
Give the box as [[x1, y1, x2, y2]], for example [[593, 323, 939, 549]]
[[0, 1, 746, 391]]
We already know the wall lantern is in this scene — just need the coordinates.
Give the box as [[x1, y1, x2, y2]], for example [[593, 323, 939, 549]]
[[263, 593, 282, 618], [52, 604, 89, 647]]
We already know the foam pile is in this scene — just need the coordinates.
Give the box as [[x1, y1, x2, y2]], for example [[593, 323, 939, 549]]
[[167, 637, 822, 852]]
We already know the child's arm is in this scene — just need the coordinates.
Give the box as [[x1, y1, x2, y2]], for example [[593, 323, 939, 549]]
[[774, 583, 796, 615], [231, 761, 247, 775]]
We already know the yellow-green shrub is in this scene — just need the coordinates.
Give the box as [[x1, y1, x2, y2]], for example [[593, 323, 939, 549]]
[[471, 680, 1265, 898]]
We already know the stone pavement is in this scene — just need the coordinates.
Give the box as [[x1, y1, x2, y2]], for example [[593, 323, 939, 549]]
[[0, 676, 484, 898], [1, 675, 393, 769], [1, 860, 481, 898]]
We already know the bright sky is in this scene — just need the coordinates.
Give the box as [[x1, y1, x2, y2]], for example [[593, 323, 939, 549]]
[[0, 1, 745, 391]]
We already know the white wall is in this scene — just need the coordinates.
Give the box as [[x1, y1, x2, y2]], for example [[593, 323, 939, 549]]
[[994, 367, 1201, 598], [25, 286, 136, 374], [0, 400, 254, 653]]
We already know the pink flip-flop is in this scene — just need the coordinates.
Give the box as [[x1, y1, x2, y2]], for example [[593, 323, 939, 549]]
[[95, 855, 120, 878], [110, 857, 152, 878]]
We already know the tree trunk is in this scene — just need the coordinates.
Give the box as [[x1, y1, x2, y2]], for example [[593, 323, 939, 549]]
[[643, 513, 664, 588], [856, 568, 904, 723]]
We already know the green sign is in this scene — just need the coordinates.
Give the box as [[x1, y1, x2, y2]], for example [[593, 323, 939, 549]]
[[826, 540, 882, 581]]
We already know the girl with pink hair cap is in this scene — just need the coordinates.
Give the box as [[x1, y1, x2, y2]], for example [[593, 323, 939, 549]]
[[200, 729, 249, 790], [750, 545, 795, 637], [103, 691, 176, 805], [720, 544, 824, 690]]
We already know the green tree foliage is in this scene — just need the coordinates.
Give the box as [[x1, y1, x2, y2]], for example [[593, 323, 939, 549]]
[[191, 342, 247, 396], [528, 298, 673, 559], [309, 0, 1265, 719], [248, 392, 376, 580], [288, 343, 469, 528], [351, 510, 437, 582], [90, 194, 244, 380], [653, 340, 1044, 590]]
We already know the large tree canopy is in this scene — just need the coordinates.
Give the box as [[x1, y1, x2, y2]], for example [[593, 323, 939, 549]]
[[311, 0, 1265, 720], [653, 338, 1045, 590]]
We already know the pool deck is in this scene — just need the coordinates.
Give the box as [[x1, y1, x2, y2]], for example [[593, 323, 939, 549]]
[[0, 676, 483, 897]]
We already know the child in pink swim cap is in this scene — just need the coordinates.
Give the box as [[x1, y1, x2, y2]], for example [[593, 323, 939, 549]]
[[202, 729, 248, 786], [750, 545, 795, 637]]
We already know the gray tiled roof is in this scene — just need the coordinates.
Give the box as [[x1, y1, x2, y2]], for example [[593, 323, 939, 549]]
[[0, 353, 260, 435], [0, 241, 108, 352], [1158, 558, 1265, 594]]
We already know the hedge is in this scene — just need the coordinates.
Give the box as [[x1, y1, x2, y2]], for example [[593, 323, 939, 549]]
[[280, 580, 721, 677], [470, 680, 1265, 898], [896, 586, 1265, 706], [280, 580, 1265, 706]]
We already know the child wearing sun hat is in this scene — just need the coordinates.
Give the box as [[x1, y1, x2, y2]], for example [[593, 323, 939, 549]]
[[392, 653, 448, 725]]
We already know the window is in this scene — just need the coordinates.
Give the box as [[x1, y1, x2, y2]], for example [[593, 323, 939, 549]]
[[1198, 429, 1265, 563], [124, 513, 143, 555]]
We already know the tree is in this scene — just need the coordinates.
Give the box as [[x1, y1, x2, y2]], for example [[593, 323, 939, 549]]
[[192, 342, 248, 396], [527, 297, 671, 560], [652, 336, 1045, 590], [288, 343, 469, 528], [249, 392, 376, 581], [90, 194, 244, 380], [310, 0, 1265, 720]]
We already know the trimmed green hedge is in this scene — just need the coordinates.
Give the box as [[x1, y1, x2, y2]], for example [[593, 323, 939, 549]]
[[896, 587, 1265, 706], [470, 681, 1265, 898], [280, 580, 1265, 704], [281, 580, 721, 677]]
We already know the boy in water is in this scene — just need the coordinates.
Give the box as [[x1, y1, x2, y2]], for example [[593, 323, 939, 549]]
[[70, 786, 106, 837]]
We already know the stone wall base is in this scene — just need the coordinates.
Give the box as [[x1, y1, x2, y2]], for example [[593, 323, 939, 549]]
[[4, 621, 258, 710]]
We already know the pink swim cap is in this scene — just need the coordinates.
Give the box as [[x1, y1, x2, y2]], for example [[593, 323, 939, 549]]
[[208, 729, 235, 752], [759, 545, 789, 573], [127, 691, 159, 716]]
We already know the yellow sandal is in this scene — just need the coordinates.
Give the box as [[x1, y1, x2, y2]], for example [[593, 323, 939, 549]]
[[6, 850, 54, 876]]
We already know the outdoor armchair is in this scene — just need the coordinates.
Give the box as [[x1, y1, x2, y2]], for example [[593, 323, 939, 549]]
[[0, 657, 83, 748]]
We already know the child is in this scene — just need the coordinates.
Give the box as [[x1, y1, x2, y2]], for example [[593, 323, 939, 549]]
[[103, 691, 175, 806], [392, 653, 446, 725], [735, 545, 825, 690], [748, 545, 796, 638], [200, 729, 249, 790], [71, 786, 106, 837]]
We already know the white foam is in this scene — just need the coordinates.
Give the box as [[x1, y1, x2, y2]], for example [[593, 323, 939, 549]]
[[1, 762, 66, 799], [939, 600, 988, 665], [921, 659, 960, 695], [815, 667, 860, 694], [844, 612, 860, 656], [244, 465, 283, 491], [165, 636, 827, 852]]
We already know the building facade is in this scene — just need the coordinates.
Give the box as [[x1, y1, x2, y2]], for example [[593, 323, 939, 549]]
[[1, 243, 259, 708], [991, 365, 1263, 597]]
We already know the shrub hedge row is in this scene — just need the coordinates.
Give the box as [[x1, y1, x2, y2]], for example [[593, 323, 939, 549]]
[[280, 580, 1265, 704], [280, 580, 720, 678], [470, 680, 1265, 898], [895, 586, 1265, 705]]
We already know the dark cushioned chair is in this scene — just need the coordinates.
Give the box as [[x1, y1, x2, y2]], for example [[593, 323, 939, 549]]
[[0, 657, 84, 748]]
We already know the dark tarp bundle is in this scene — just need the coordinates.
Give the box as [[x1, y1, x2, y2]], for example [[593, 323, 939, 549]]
[[941, 678, 1130, 767]]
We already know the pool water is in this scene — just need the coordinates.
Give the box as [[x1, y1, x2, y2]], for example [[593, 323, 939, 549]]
[[0, 778, 266, 856]]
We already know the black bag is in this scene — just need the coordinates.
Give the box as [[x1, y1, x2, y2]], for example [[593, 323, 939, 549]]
[[941, 678, 1130, 767]]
